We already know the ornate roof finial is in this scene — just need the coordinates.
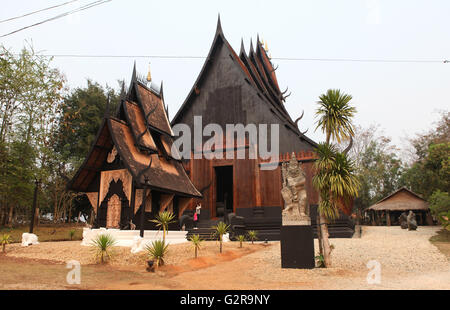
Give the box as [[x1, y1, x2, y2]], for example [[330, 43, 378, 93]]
[[264, 41, 269, 52], [216, 13, 223, 33], [147, 62, 152, 83]]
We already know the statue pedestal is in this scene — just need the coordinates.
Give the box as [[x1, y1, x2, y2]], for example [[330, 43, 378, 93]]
[[280, 225, 315, 269]]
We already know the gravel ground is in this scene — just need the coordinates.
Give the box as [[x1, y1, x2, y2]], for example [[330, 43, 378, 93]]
[[246, 226, 450, 289], [4, 226, 450, 290]]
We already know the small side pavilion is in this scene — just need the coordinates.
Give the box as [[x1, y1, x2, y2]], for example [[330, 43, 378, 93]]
[[366, 187, 433, 226]]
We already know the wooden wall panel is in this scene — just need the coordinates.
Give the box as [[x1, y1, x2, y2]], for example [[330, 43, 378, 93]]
[[234, 158, 254, 209], [259, 167, 283, 207]]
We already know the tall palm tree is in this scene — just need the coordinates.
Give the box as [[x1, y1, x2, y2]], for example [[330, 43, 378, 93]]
[[150, 211, 176, 243], [314, 89, 358, 268], [316, 89, 356, 144]]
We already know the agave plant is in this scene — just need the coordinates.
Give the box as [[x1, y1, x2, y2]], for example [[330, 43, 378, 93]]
[[150, 211, 176, 243], [69, 229, 76, 241], [211, 221, 230, 253], [146, 239, 169, 269], [189, 234, 203, 258], [237, 235, 245, 248], [90, 234, 117, 264], [1, 234, 12, 253], [247, 230, 258, 244]]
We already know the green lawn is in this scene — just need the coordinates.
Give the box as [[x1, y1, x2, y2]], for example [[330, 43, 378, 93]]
[[0, 224, 84, 243]]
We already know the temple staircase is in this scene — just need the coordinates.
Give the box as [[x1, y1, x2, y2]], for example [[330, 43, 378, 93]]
[[186, 218, 221, 241]]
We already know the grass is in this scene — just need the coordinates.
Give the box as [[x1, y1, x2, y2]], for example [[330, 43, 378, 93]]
[[0, 224, 84, 243], [430, 229, 450, 260], [430, 229, 450, 243]]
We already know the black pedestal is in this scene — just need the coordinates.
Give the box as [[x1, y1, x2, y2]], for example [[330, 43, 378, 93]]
[[280, 225, 315, 269]]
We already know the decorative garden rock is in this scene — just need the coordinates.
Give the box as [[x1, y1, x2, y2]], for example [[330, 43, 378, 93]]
[[281, 153, 310, 226], [407, 211, 418, 230]]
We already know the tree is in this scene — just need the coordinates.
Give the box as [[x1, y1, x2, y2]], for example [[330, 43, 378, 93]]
[[313, 89, 359, 268], [55, 80, 120, 164], [0, 43, 65, 226], [401, 111, 449, 201]]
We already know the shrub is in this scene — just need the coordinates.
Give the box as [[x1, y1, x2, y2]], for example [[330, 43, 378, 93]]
[[90, 234, 117, 264], [1, 234, 12, 253], [146, 240, 169, 269], [69, 229, 76, 241]]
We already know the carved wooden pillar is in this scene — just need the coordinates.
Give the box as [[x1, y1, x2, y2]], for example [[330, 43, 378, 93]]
[[386, 210, 391, 226]]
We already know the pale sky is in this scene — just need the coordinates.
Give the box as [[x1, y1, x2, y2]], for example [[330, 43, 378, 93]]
[[1, 0, 449, 157]]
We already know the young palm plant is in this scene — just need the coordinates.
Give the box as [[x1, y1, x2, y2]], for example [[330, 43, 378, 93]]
[[150, 211, 176, 243], [247, 230, 258, 244], [211, 221, 230, 253], [314, 89, 358, 268], [237, 235, 245, 248], [146, 239, 169, 269], [1, 234, 12, 253], [189, 234, 203, 258], [90, 234, 117, 264]]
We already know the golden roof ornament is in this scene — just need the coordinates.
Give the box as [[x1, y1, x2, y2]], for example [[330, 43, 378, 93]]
[[147, 62, 152, 82]]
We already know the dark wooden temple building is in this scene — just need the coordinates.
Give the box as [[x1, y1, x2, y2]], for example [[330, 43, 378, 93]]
[[67, 67, 201, 230], [170, 17, 355, 239]]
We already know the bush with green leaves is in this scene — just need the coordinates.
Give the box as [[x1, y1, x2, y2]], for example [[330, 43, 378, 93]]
[[439, 211, 450, 231], [90, 234, 117, 264], [247, 230, 258, 244], [237, 235, 245, 248], [189, 234, 203, 258], [146, 240, 169, 268], [150, 211, 176, 243], [211, 221, 230, 253], [1, 234, 12, 253], [69, 229, 76, 241]]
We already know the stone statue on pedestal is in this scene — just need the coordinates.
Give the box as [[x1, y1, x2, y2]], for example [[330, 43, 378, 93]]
[[281, 153, 310, 226]]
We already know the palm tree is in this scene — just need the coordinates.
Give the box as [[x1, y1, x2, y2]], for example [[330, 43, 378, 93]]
[[211, 221, 229, 253], [90, 234, 117, 264], [189, 234, 203, 258], [316, 89, 356, 144], [247, 230, 258, 244], [146, 240, 169, 269], [237, 235, 246, 248], [314, 89, 359, 268], [150, 211, 176, 243], [1, 234, 12, 253]]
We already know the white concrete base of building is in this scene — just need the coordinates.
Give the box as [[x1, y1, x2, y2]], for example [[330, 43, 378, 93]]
[[81, 228, 188, 250]]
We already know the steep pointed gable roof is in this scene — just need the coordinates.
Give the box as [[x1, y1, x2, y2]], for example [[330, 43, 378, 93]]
[[68, 67, 202, 198], [172, 16, 254, 125], [171, 16, 317, 149]]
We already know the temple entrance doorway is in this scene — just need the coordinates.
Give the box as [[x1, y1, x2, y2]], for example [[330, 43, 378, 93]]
[[215, 166, 233, 218]]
